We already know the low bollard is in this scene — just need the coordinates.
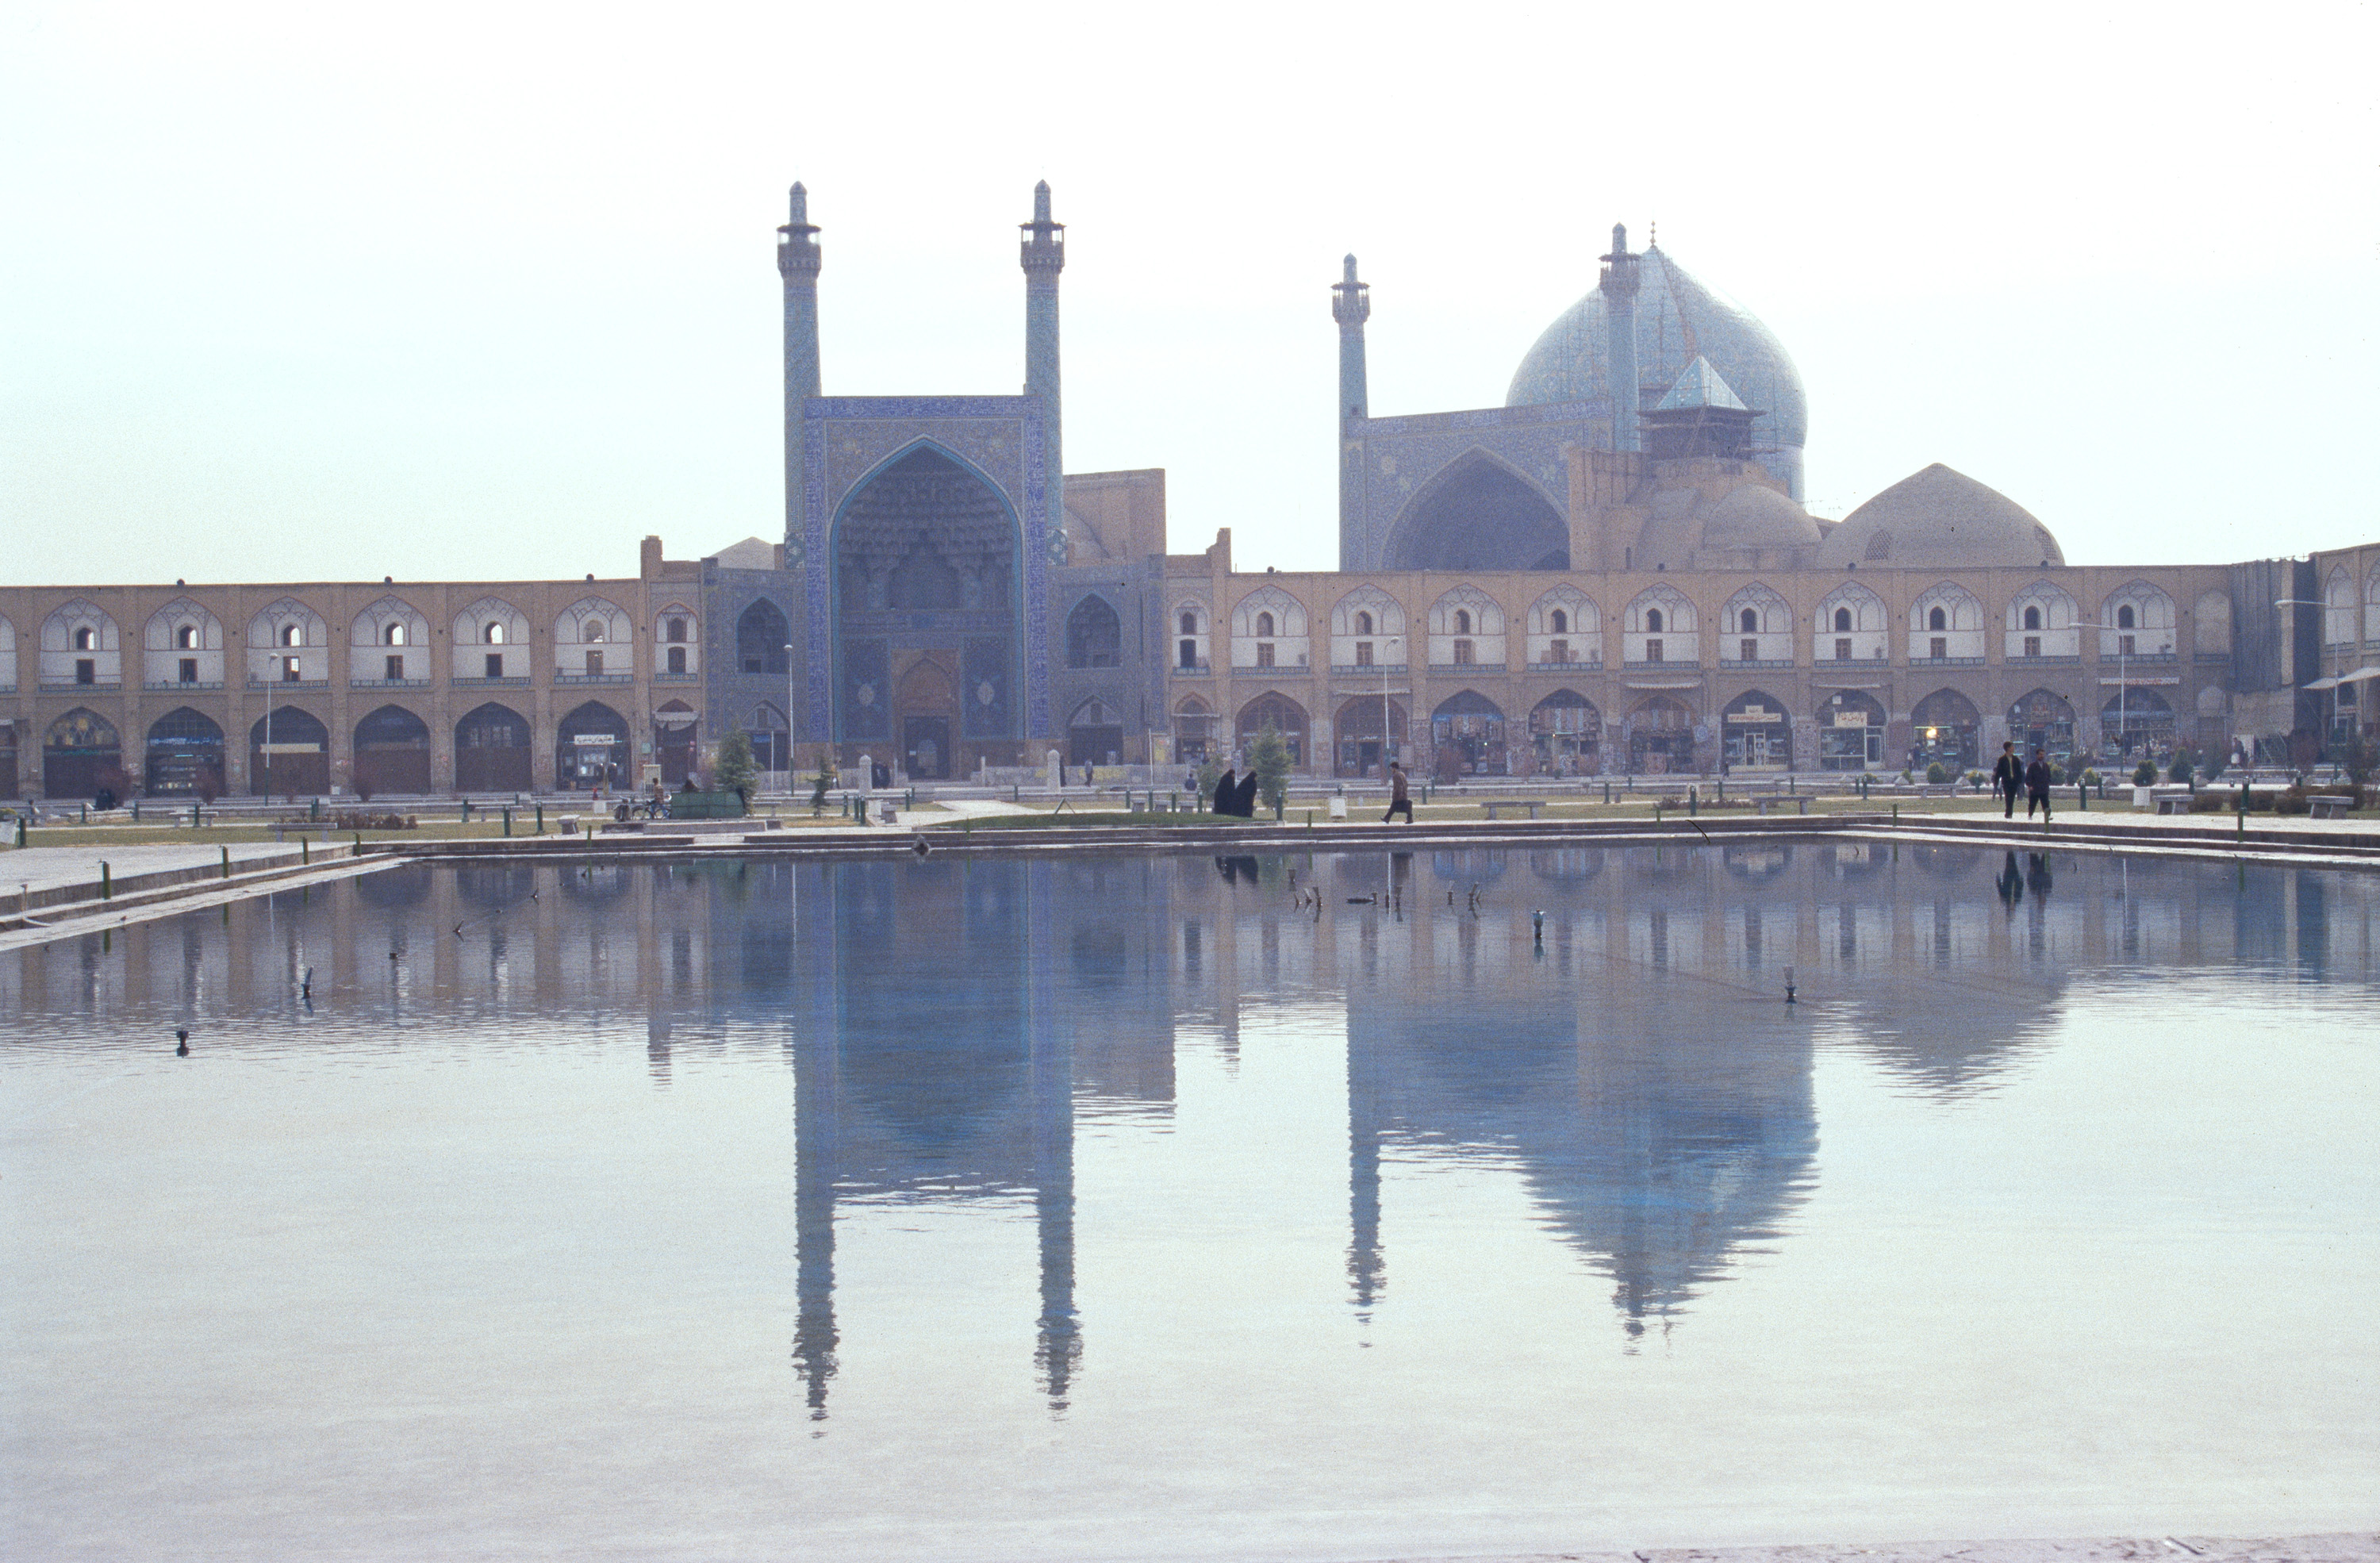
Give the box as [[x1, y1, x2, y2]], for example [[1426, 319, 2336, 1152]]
[[2078, 782, 2088, 812], [535, 803, 544, 834], [502, 808, 512, 837], [301, 839, 309, 865], [100, 861, 111, 899], [220, 846, 231, 880]]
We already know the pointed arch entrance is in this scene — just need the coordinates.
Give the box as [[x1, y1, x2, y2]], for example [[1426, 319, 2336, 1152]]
[[1333, 696, 1407, 778], [455, 702, 532, 793], [44, 709, 121, 799], [833, 444, 1023, 766], [354, 705, 431, 796], [250, 706, 329, 796], [555, 701, 629, 791], [1430, 690, 1507, 779], [1529, 690, 1600, 774], [2008, 688, 2077, 761], [897, 657, 961, 778], [1719, 689, 1790, 773], [1910, 688, 1982, 772], [144, 708, 225, 797], [1381, 450, 1568, 570]]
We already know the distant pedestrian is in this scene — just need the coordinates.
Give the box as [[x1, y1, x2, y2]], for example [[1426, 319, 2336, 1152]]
[[1382, 761, 1413, 824], [2024, 749, 2053, 821], [1990, 741, 2023, 820]]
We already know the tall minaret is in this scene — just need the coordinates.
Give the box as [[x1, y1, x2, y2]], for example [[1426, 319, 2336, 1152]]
[[1020, 182, 1068, 563], [777, 182, 823, 555], [1333, 255, 1371, 571], [1598, 223, 1641, 454]]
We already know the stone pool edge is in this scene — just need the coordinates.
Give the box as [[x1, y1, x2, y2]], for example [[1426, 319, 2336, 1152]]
[[1355, 1533, 2378, 1563]]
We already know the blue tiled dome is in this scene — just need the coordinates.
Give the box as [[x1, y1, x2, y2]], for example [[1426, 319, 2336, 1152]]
[[1506, 246, 1807, 498]]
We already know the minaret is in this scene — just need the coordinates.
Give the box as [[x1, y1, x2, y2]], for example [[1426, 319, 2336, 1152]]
[[1333, 255, 1371, 571], [1019, 182, 1067, 563], [777, 183, 823, 556], [1598, 223, 1641, 454]]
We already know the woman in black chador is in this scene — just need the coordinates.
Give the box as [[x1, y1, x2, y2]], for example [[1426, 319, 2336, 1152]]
[[1211, 766, 1238, 816]]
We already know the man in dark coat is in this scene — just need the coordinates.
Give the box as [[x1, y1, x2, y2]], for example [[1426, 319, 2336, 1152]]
[[2024, 749, 2054, 821], [1990, 741, 2024, 819], [1381, 761, 1413, 824]]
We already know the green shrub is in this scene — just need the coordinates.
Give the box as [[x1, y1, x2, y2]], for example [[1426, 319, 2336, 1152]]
[[2274, 786, 2312, 816], [1967, 770, 1987, 790], [2080, 768, 2102, 789], [1925, 762, 1949, 784], [2046, 762, 2067, 785], [2132, 759, 2157, 787], [1248, 723, 1292, 816]]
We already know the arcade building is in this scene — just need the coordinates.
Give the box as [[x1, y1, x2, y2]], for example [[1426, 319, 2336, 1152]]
[[1, 186, 2374, 799]]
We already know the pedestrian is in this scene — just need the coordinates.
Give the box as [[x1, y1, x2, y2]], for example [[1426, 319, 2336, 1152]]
[[1211, 765, 1238, 816], [2024, 748, 2053, 821], [1990, 740, 2023, 820], [1382, 760, 1413, 824]]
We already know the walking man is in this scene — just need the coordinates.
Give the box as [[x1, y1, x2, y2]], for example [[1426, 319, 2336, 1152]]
[[2024, 748, 2054, 822], [1991, 740, 2023, 820], [1382, 760, 1413, 824]]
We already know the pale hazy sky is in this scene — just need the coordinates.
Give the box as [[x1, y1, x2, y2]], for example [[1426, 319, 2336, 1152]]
[[3, 2, 2375, 586]]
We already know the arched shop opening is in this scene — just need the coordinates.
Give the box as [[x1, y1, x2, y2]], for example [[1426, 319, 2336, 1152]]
[[1720, 689, 1791, 773], [1910, 688, 1981, 773], [1623, 694, 1695, 774], [1817, 690, 1886, 771], [1430, 690, 1507, 780], [1332, 696, 1406, 779], [2007, 688, 2077, 762], [43, 709, 120, 799], [455, 703, 532, 793], [249, 706, 328, 796], [1171, 695, 1214, 765], [2102, 686, 2175, 758], [1235, 693, 1308, 768], [353, 705, 431, 796], [144, 708, 224, 797], [654, 701, 699, 785], [555, 701, 629, 791], [1067, 699, 1124, 769], [1528, 690, 1600, 776]]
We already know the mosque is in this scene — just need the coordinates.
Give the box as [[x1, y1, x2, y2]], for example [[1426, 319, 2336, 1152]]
[[0, 181, 2373, 801]]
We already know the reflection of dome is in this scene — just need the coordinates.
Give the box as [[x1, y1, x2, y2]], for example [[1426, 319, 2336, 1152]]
[[1507, 245, 1807, 498], [1700, 484, 1821, 551], [1815, 463, 2063, 570]]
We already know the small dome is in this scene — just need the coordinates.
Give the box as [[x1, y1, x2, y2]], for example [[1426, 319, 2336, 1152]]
[[1700, 484, 1821, 551], [1814, 463, 2063, 570], [1507, 245, 1806, 498]]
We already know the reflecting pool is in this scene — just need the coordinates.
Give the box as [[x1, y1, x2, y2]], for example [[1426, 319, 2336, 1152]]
[[4, 846, 2378, 1561]]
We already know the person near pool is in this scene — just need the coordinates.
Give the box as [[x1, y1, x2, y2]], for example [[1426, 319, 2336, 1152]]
[[1991, 740, 2023, 819], [1382, 760, 1413, 824], [2024, 748, 2054, 821]]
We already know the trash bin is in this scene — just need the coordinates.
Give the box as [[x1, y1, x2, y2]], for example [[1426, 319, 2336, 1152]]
[[1326, 796, 1348, 820]]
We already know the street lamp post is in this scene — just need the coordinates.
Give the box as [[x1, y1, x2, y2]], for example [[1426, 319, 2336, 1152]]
[[1380, 636, 1401, 781]]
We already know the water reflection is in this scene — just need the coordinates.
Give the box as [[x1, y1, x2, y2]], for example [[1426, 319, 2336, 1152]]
[[3, 845, 2375, 1411]]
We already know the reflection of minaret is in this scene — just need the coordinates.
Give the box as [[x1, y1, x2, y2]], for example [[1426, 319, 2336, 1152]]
[[791, 863, 840, 1421], [1030, 862, 1081, 1409], [1346, 1018, 1385, 1319], [792, 1023, 839, 1419]]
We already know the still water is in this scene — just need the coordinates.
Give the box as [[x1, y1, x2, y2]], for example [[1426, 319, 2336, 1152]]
[[4, 845, 2377, 1561]]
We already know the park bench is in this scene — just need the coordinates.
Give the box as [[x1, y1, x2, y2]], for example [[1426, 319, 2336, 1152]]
[[1753, 795, 1812, 817], [1481, 799, 1547, 820], [2155, 795, 2195, 816], [2309, 795, 2352, 820]]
